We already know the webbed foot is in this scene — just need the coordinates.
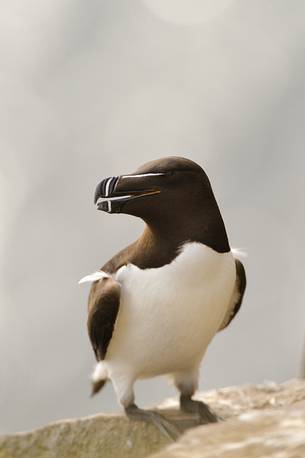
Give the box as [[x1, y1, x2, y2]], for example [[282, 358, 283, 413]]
[[125, 403, 181, 441], [180, 395, 220, 424]]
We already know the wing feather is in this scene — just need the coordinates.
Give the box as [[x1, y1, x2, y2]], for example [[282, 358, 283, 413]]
[[218, 257, 246, 331], [87, 277, 121, 360]]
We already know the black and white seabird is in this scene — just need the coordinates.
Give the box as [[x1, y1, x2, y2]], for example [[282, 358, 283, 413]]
[[79, 156, 246, 439]]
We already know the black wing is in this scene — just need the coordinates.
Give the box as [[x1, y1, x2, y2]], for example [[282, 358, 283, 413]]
[[87, 277, 121, 361], [218, 258, 246, 331]]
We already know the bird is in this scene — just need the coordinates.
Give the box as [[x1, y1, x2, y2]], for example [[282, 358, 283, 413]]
[[79, 156, 246, 440]]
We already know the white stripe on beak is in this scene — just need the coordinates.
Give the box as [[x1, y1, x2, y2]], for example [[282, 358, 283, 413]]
[[105, 177, 115, 197], [120, 173, 165, 179]]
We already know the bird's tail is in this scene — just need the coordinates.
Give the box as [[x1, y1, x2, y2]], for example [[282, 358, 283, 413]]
[[91, 361, 108, 397]]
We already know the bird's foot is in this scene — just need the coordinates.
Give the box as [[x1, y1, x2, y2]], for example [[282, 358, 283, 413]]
[[125, 403, 181, 441], [180, 395, 220, 424]]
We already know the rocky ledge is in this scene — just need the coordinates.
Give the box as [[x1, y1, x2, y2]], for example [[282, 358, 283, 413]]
[[1, 379, 304, 458]]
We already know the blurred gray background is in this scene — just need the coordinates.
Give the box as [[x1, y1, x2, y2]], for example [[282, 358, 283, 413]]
[[0, 0, 304, 434]]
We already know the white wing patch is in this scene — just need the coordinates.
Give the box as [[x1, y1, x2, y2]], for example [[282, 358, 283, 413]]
[[78, 271, 110, 284], [231, 248, 247, 259]]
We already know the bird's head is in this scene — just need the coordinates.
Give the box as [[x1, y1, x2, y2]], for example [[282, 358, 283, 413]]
[[94, 157, 215, 224], [94, 156, 230, 252]]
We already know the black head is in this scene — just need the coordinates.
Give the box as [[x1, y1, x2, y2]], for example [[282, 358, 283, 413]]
[[94, 156, 210, 219], [94, 156, 230, 252]]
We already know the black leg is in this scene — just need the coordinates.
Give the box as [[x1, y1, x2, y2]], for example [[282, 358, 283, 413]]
[[180, 394, 219, 424], [125, 403, 181, 441]]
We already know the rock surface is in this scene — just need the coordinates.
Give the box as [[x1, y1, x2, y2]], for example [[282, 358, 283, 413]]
[[153, 394, 305, 458], [1, 379, 304, 458]]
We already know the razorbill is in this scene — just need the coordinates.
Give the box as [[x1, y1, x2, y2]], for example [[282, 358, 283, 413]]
[[79, 156, 246, 439]]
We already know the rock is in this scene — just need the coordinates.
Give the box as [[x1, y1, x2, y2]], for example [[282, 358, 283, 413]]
[[152, 401, 305, 458], [0, 380, 304, 458], [0, 414, 170, 458]]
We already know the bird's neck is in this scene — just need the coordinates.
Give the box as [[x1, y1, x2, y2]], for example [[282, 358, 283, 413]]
[[132, 209, 230, 269]]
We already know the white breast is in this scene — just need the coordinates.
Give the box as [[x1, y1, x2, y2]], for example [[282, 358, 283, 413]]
[[105, 242, 236, 379]]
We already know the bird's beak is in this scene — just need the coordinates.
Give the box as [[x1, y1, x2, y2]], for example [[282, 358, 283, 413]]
[[94, 173, 164, 213]]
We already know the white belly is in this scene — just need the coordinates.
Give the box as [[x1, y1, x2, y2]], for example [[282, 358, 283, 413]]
[[105, 242, 236, 379]]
